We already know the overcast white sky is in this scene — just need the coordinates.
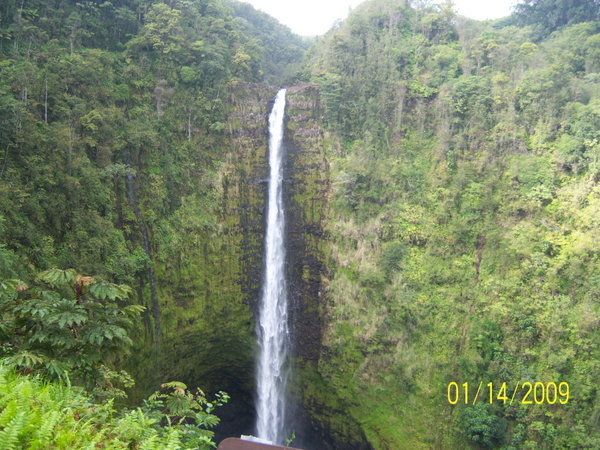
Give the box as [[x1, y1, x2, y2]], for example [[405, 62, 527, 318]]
[[241, 0, 518, 36]]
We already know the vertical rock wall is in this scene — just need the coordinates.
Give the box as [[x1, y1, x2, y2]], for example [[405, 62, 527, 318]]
[[128, 82, 278, 439], [285, 85, 370, 449], [129, 82, 370, 448], [285, 84, 328, 364]]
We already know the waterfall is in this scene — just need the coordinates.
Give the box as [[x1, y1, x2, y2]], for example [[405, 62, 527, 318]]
[[256, 88, 289, 445]]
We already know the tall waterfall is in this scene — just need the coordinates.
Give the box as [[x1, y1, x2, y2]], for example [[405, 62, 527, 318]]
[[256, 89, 289, 445]]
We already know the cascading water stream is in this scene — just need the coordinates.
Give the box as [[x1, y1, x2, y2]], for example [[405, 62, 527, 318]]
[[256, 89, 289, 445]]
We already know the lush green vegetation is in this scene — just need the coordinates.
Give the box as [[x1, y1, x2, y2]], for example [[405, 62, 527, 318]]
[[0, 268, 228, 448], [1, 269, 140, 397], [224, 0, 309, 84], [0, 363, 227, 449], [0, 0, 303, 301], [1, 0, 598, 448], [0, 0, 300, 445], [513, 0, 600, 40], [300, 0, 599, 447]]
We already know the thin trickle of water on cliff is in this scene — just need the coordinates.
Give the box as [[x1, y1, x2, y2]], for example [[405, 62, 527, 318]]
[[256, 89, 289, 445]]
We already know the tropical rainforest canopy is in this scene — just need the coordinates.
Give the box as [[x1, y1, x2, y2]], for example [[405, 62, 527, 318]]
[[0, 0, 598, 448]]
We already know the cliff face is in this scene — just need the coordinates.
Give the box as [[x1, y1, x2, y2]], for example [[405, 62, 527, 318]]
[[285, 84, 328, 364], [128, 82, 277, 438], [129, 83, 370, 447], [284, 85, 371, 450]]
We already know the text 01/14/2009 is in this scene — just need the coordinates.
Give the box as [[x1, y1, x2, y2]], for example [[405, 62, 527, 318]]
[[446, 381, 570, 405]]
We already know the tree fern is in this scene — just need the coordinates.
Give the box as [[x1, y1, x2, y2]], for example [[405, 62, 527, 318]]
[[1, 269, 144, 392]]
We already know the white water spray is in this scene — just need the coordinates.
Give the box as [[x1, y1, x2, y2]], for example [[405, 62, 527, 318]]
[[256, 89, 289, 445]]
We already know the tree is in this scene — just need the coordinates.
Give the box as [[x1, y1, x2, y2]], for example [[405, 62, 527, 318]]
[[143, 381, 230, 448], [0, 268, 144, 396], [126, 3, 184, 55], [513, 0, 600, 40], [460, 404, 507, 448]]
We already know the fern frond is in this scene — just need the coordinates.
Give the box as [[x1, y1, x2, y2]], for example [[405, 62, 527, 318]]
[[0, 410, 26, 450], [162, 428, 182, 450], [30, 409, 61, 448], [139, 433, 160, 450], [0, 399, 17, 427]]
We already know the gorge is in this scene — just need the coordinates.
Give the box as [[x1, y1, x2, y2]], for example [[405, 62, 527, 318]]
[[0, 0, 598, 449]]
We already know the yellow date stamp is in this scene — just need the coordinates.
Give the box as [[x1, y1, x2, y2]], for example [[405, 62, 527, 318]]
[[447, 381, 570, 405]]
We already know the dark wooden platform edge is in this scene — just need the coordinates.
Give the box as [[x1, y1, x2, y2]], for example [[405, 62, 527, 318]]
[[217, 437, 303, 450]]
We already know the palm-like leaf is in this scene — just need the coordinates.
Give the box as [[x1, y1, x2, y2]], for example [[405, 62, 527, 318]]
[[1, 268, 142, 389], [47, 300, 88, 328], [38, 269, 77, 288]]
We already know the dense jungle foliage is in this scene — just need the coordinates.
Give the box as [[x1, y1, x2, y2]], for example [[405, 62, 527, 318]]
[[0, 360, 229, 448], [302, 0, 599, 447], [0, 0, 599, 448], [0, 0, 304, 291], [0, 0, 304, 447]]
